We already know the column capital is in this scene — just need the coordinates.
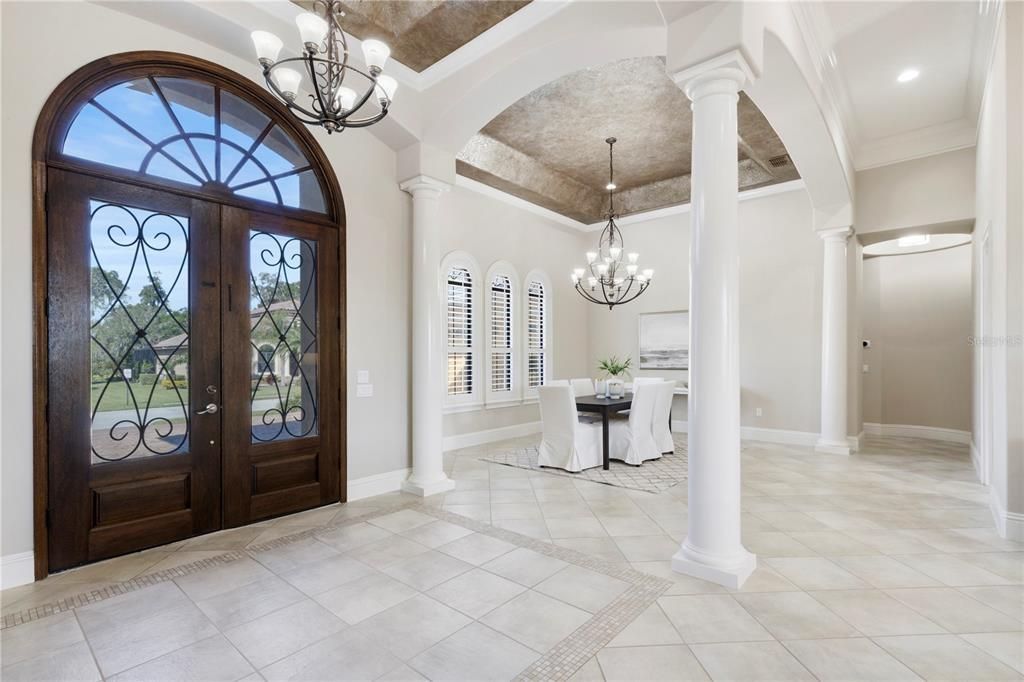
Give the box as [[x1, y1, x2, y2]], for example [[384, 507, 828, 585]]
[[671, 50, 755, 102], [399, 175, 451, 197], [817, 226, 853, 242]]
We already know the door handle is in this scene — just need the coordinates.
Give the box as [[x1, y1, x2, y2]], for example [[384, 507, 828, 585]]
[[195, 403, 219, 415]]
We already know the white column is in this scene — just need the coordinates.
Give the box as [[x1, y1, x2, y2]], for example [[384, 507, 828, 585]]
[[671, 60, 756, 589], [816, 227, 852, 455], [400, 175, 456, 496]]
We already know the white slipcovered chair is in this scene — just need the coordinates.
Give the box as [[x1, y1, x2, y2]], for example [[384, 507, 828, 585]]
[[653, 380, 676, 453], [607, 381, 662, 465], [537, 385, 604, 472], [570, 378, 596, 396]]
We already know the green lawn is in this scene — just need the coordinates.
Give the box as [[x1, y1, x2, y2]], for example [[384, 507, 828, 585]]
[[91, 380, 301, 412]]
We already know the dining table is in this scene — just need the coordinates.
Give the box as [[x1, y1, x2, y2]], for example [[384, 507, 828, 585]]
[[574, 393, 633, 470]]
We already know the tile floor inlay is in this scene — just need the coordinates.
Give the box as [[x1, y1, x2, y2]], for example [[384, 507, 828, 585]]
[[4, 433, 1023, 681], [480, 436, 689, 494]]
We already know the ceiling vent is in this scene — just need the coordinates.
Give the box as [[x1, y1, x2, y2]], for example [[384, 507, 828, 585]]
[[768, 154, 791, 168]]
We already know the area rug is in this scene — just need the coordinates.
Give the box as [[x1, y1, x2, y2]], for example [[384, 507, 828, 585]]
[[480, 435, 688, 494]]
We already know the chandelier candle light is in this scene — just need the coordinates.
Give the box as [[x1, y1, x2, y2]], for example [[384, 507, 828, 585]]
[[572, 138, 653, 309], [251, 0, 397, 133]]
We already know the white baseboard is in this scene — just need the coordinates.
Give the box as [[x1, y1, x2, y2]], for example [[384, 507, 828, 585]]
[[1, 551, 35, 589], [671, 420, 820, 448], [443, 421, 543, 452], [745, 426, 820, 447], [970, 439, 984, 482], [347, 467, 411, 502], [863, 422, 971, 444], [850, 431, 865, 451], [989, 490, 1024, 541]]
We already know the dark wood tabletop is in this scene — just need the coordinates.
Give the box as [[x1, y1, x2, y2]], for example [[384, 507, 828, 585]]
[[574, 393, 633, 410]]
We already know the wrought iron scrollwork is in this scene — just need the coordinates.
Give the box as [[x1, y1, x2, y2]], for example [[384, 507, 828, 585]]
[[249, 230, 319, 442], [89, 201, 190, 461]]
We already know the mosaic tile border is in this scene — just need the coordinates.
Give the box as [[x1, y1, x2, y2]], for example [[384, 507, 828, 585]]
[[0, 551, 245, 630], [4, 497, 673, 680], [1, 499, 418, 631]]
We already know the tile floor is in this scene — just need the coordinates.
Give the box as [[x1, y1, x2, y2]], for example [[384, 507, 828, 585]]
[[2, 435, 1022, 681]]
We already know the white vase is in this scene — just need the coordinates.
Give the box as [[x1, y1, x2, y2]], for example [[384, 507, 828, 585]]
[[607, 377, 625, 398]]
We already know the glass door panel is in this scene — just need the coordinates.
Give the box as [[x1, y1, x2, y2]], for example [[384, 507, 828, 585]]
[[248, 230, 318, 443], [89, 201, 192, 462]]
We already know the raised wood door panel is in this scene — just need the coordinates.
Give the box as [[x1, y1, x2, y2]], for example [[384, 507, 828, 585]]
[[46, 169, 222, 571], [220, 205, 340, 526]]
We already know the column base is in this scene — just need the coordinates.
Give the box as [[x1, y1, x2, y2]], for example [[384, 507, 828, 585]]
[[672, 541, 757, 589], [815, 438, 851, 456], [401, 476, 455, 497]]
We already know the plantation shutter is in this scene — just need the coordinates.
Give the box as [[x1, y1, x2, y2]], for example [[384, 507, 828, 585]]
[[446, 267, 473, 396], [527, 280, 546, 388], [490, 275, 512, 393]]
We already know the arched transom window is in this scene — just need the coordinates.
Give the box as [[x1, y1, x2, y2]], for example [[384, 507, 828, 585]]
[[61, 76, 327, 213]]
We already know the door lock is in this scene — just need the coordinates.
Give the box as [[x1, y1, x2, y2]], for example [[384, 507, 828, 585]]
[[195, 403, 219, 415]]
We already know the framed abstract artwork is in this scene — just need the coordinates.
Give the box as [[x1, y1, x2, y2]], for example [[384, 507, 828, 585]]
[[638, 310, 689, 370]]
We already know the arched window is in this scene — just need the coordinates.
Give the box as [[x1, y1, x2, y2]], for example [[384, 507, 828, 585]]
[[447, 267, 474, 396], [524, 273, 551, 395], [485, 262, 521, 404], [441, 252, 481, 410], [490, 274, 514, 394]]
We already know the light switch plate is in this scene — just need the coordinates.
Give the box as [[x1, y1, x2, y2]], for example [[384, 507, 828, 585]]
[[356, 384, 373, 398], [863, 364, 870, 373], [357, 370, 370, 384]]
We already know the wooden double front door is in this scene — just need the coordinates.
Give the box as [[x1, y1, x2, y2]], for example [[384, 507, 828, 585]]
[[46, 170, 340, 572]]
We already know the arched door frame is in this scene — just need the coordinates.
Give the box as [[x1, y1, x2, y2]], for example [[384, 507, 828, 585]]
[[31, 51, 347, 579]]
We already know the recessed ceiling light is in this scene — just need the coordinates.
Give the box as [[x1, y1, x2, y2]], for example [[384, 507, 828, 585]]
[[897, 68, 920, 83], [606, 183, 617, 191], [898, 234, 930, 247]]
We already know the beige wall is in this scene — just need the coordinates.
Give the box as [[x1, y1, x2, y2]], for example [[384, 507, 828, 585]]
[[587, 187, 824, 435], [861, 245, 974, 432], [855, 148, 976, 236], [439, 184, 590, 437], [0, 1, 412, 558]]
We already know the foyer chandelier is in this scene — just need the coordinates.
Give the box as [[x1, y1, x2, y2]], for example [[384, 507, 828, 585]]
[[572, 138, 653, 309], [251, 0, 397, 134]]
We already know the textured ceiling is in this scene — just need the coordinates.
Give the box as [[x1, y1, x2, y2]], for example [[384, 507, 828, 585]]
[[295, 0, 531, 72], [458, 57, 800, 223]]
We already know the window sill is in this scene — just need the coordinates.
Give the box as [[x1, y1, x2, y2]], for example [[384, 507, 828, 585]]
[[484, 398, 525, 410], [443, 402, 485, 415]]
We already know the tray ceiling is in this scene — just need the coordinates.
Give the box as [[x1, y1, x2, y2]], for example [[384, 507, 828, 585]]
[[458, 57, 800, 223], [295, 0, 531, 72]]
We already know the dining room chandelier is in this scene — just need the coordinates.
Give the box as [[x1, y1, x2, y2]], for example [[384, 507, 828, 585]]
[[251, 0, 397, 134], [571, 138, 653, 309]]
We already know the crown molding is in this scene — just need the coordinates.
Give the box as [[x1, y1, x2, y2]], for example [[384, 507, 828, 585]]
[[455, 174, 807, 234], [584, 179, 808, 231], [453, 175, 588, 231], [855, 119, 977, 171]]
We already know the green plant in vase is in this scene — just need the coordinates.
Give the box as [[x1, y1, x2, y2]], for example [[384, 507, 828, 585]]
[[597, 355, 631, 398]]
